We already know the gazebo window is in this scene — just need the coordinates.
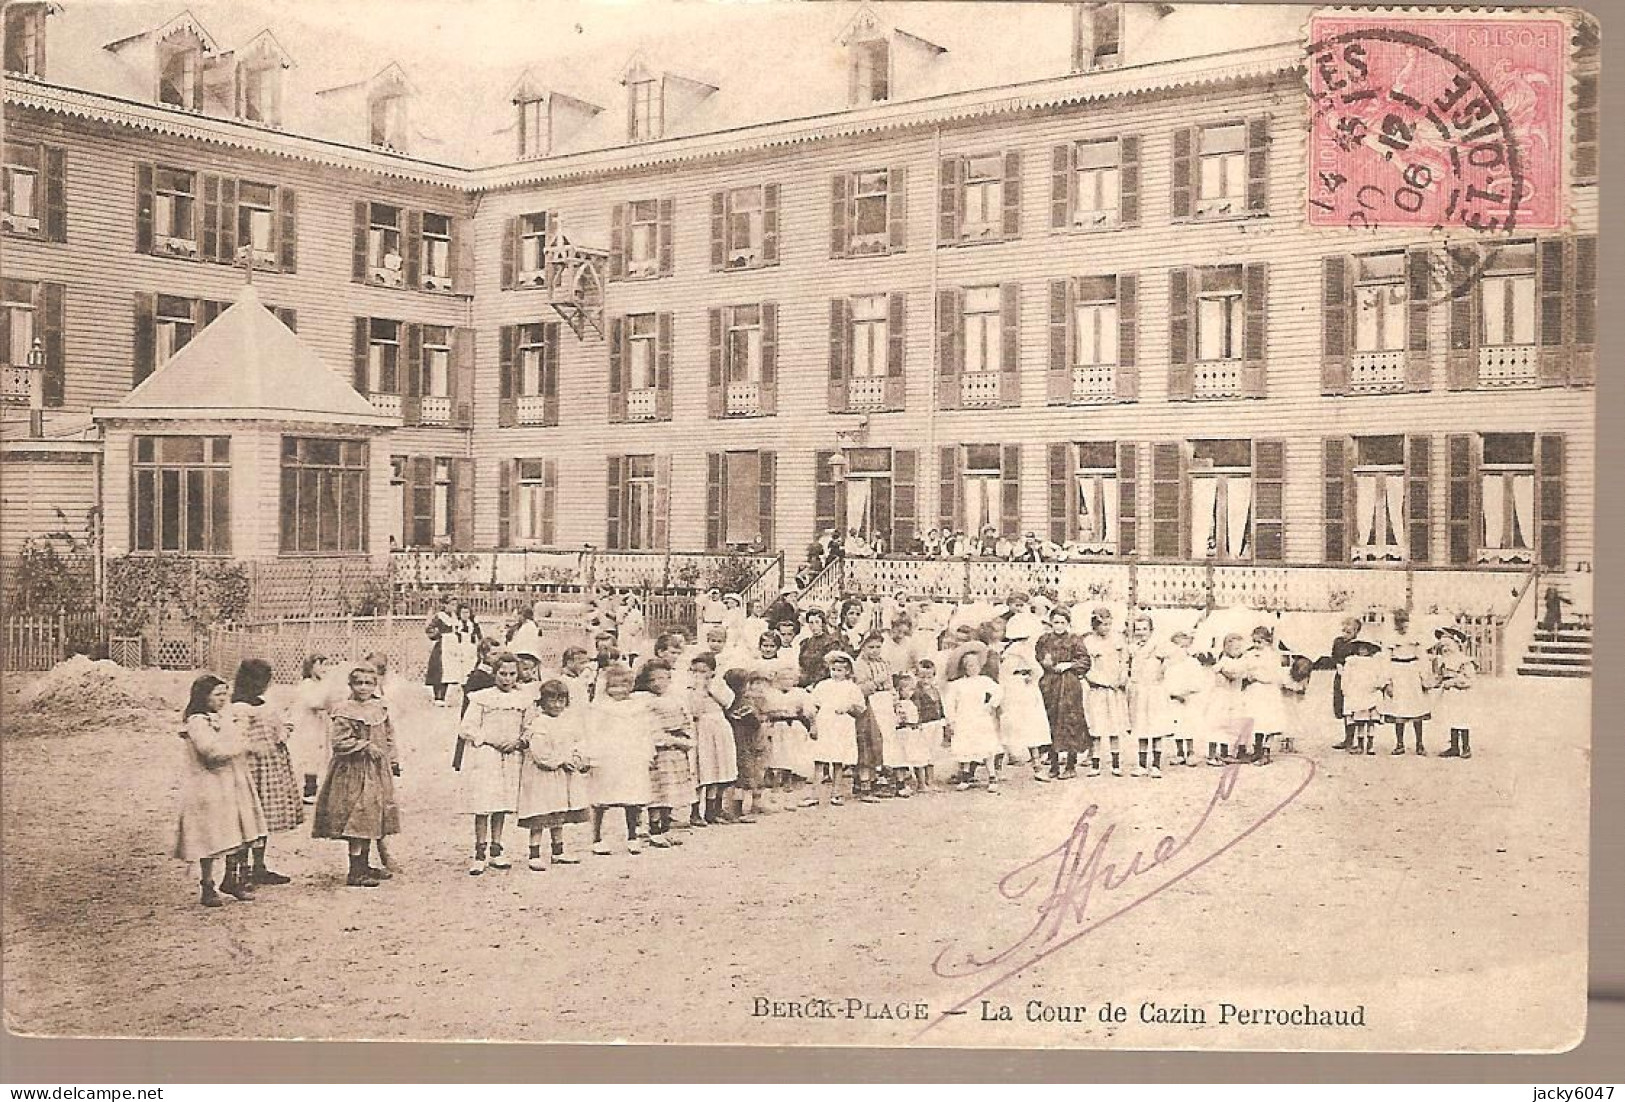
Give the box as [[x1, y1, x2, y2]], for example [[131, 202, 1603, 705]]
[[132, 435, 231, 554], [280, 437, 368, 554]]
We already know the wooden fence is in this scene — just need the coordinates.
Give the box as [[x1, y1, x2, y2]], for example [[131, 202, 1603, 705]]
[[1, 610, 100, 671]]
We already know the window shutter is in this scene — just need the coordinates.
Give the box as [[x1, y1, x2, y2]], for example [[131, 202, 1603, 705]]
[[762, 184, 780, 265], [656, 312, 673, 419], [1446, 434, 1477, 564], [352, 201, 369, 282], [1047, 442, 1071, 543], [43, 146, 66, 243], [1050, 143, 1073, 230], [201, 174, 220, 261], [1168, 267, 1193, 399], [937, 288, 963, 409], [199, 299, 224, 328], [1537, 435, 1564, 570], [658, 198, 675, 275], [608, 316, 627, 422], [542, 323, 560, 427], [999, 281, 1021, 405], [814, 451, 839, 542], [403, 209, 422, 289], [497, 459, 513, 548], [828, 297, 849, 413], [1573, 234, 1597, 385], [452, 218, 474, 294], [653, 455, 671, 550], [273, 307, 298, 332], [401, 323, 423, 427], [1170, 127, 1194, 220], [451, 458, 475, 550], [351, 317, 368, 395], [885, 291, 905, 411], [761, 301, 779, 414], [1575, 72, 1598, 181], [706, 452, 724, 550], [938, 156, 961, 243], [500, 216, 518, 289], [1537, 237, 1569, 386], [410, 456, 434, 547], [887, 165, 907, 252], [892, 448, 916, 549], [1151, 441, 1186, 558], [1245, 116, 1269, 213], [1117, 442, 1139, 556], [541, 460, 558, 545], [999, 444, 1022, 539], [1119, 135, 1140, 227], [274, 186, 297, 272], [217, 177, 237, 264], [1047, 279, 1071, 405], [497, 324, 516, 428], [136, 164, 155, 254], [938, 446, 960, 533], [1407, 435, 1432, 564], [453, 327, 475, 428], [759, 450, 777, 549], [609, 203, 627, 281], [830, 173, 849, 258], [709, 191, 726, 271], [543, 211, 559, 289], [1001, 150, 1022, 239], [708, 307, 724, 419], [1321, 254, 1349, 394], [1252, 439, 1285, 561], [1322, 437, 1349, 562], [1403, 247, 1431, 390], [606, 456, 625, 550], [1116, 273, 1139, 401], [1241, 263, 1268, 397], [39, 282, 64, 407], [1446, 247, 1480, 389], [132, 292, 156, 385]]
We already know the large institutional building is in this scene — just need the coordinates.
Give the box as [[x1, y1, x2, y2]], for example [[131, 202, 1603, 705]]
[[0, 2, 1598, 591]]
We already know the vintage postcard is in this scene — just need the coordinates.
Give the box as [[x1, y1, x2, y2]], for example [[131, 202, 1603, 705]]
[[0, 0, 1595, 1052]]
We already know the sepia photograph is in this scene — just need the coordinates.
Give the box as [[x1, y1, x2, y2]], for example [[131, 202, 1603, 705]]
[[0, 0, 1597, 1053]]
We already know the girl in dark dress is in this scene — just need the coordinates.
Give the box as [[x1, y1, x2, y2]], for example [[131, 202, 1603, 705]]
[[1035, 608, 1091, 778]]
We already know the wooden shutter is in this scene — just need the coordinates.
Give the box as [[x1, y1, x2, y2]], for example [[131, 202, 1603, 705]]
[[938, 446, 960, 533], [1000, 444, 1022, 539], [1575, 72, 1598, 181], [1446, 434, 1477, 564], [500, 216, 518, 289], [1151, 441, 1186, 558], [762, 184, 780, 265], [43, 146, 65, 243], [655, 312, 673, 420], [1047, 442, 1071, 543], [409, 456, 434, 547], [136, 164, 154, 254], [1322, 437, 1349, 562], [887, 166, 907, 252], [652, 455, 672, 550], [759, 450, 777, 549], [1170, 127, 1195, 220], [217, 177, 237, 264], [452, 218, 474, 294], [352, 201, 369, 282], [1573, 234, 1597, 385], [39, 282, 63, 407], [605, 455, 625, 550], [276, 186, 297, 272], [1047, 279, 1071, 405], [1117, 274, 1139, 401], [133, 292, 156, 385], [1404, 246, 1431, 390], [813, 451, 840, 544], [936, 288, 962, 409], [1050, 143, 1074, 230], [1119, 135, 1140, 227], [497, 325, 516, 427], [542, 323, 560, 426], [1001, 150, 1022, 239], [351, 317, 368, 394], [200, 174, 220, 261], [401, 323, 423, 427], [827, 298, 849, 413], [1252, 440, 1284, 561], [1407, 435, 1432, 564], [609, 203, 627, 281], [759, 301, 779, 414], [453, 327, 475, 428], [451, 458, 475, 550], [607, 316, 627, 422], [1117, 442, 1139, 556], [541, 460, 558, 545], [938, 156, 961, 243], [497, 459, 514, 548], [1537, 435, 1564, 570], [1321, 255, 1349, 394], [830, 173, 849, 258], [272, 307, 297, 332], [884, 292, 905, 411], [1446, 246, 1479, 389], [657, 199, 674, 275], [199, 299, 228, 327], [999, 282, 1021, 405], [1168, 267, 1193, 399], [1537, 237, 1569, 386], [892, 449, 917, 548], [708, 307, 725, 419], [709, 191, 726, 270], [403, 209, 423, 289], [706, 452, 724, 550], [1245, 116, 1269, 213], [1241, 263, 1267, 397]]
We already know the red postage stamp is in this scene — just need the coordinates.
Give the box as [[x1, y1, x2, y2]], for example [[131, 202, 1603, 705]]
[[1306, 12, 1567, 231]]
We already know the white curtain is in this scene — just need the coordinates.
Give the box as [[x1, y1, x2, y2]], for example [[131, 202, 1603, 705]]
[[1353, 472, 1405, 561], [844, 477, 872, 538], [1481, 471, 1534, 562], [1076, 473, 1118, 550], [964, 475, 999, 536], [1225, 476, 1253, 559], [1191, 477, 1218, 558]]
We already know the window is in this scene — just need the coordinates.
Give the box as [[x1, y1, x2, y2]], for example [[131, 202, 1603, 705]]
[[726, 304, 763, 384], [153, 167, 197, 253], [1074, 441, 1119, 552], [515, 459, 553, 542], [369, 92, 408, 151], [517, 323, 550, 397], [388, 457, 406, 551], [962, 154, 1004, 238], [839, 448, 894, 544], [630, 79, 661, 141], [851, 38, 889, 105], [963, 286, 1003, 374], [518, 97, 549, 158], [422, 326, 451, 399], [368, 318, 401, 394], [624, 454, 658, 549], [1354, 251, 1405, 352], [432, 458, 453, 544], [628, 313, 658, 391], [158, 42, 200, 109], [726, 186, 764, 267], [713, 451, 771, 550], [628, 199, 660, 277], [237, 182, 276, 267], [1480, 243, 1536, 347], [519, 212, 549, 282], [3, 4, 45, 76], [279, 437, 367, 554], [1196, 271, 1243, 362], [2, 143, 38, 233], [1073, 276, 1119, 367], [133, 436, 231, 554], [2, 279, 36, 367], [1479, 433, 1535, 565], [1197, 122, 1247, 214], [1074, 3, 1122, 71], [367, 203, 403, 286], [851, 170, 890, 250], [1073, 140, 1120, 227], [421, 213, 452, 290], [851, 295, 889, 380], [155, 294, 197, 366], [238, 61, 277, 123], [962, 444, 1003, 538], [1190, 439, 1252, 560], [1351, 435, 1406, 562]]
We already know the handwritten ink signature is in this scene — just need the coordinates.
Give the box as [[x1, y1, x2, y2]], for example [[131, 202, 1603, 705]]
[[917, 757, 1315, 1037]]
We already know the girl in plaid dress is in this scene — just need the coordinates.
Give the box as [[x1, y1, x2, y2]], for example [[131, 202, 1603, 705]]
[[638, 660, 695, 848], [230, 658, 302, 885]]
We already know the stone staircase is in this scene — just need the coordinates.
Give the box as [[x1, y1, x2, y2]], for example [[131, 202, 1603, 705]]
[[1517, 621, 1593, 679]]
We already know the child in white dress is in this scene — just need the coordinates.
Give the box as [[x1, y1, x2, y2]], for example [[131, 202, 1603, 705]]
[[1126, 613, 1168, 778], [1161, 630, 1208, 767], [943, 644, 1003, 793], [1432, 627, 1479, 760], [1083, 608, 1130, 777], [517, 680, 589, 869], [809, 651, 865, 806], [890, 670, 926, 797], [587, 666, 655, 854], [1341, 638, 1390, 755], [1208, 634, 1252, 765], [1242, 626, 1290, 766], [459, 653, 528, 875], [998, 653, 1052, 780]]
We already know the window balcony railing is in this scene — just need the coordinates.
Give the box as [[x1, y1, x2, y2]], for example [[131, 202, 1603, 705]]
[[0, 365, 38, 404], [159, 235, 200, 258], [369, 393, 402, 417], [1, 212, 40, 235], [1349, 349, 1407, 393], [369, 260, 405, 288], [418, 395, 451, 425], [627, 387, 659, 421], [1192, 359, 1241, 398], [421, 272, 454, 293], [516, 267, 551, 290], [961, 370, 1003, 408], [1478, 345, 1538, 388], [516, 395, 550, 425], [725, 380, 761, 416], [1071, 208, 1119, 230], [847, 375, 888, 412], [1071, 363, 1117, 403]]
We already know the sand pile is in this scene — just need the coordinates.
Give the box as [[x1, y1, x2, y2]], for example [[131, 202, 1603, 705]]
[[10, 655, 184, 717]]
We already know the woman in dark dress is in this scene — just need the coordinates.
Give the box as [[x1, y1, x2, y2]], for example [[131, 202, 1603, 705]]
[[1035, 608, 1091, 778]]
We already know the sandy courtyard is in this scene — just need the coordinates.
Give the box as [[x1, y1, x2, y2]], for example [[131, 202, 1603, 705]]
[[1, 666, 1589, 1051]]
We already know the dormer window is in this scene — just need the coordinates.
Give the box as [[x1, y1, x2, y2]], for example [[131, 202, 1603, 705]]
[[518, 96, 550, 158], [238, 60, 279, 123], [1073, 3, 1122, 72], [3, 3, 47, 77], [159, 39, 202, 109], [369, 91, 408, 151], [629, 78, 662, 141], [851, 38, 889, 105]]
